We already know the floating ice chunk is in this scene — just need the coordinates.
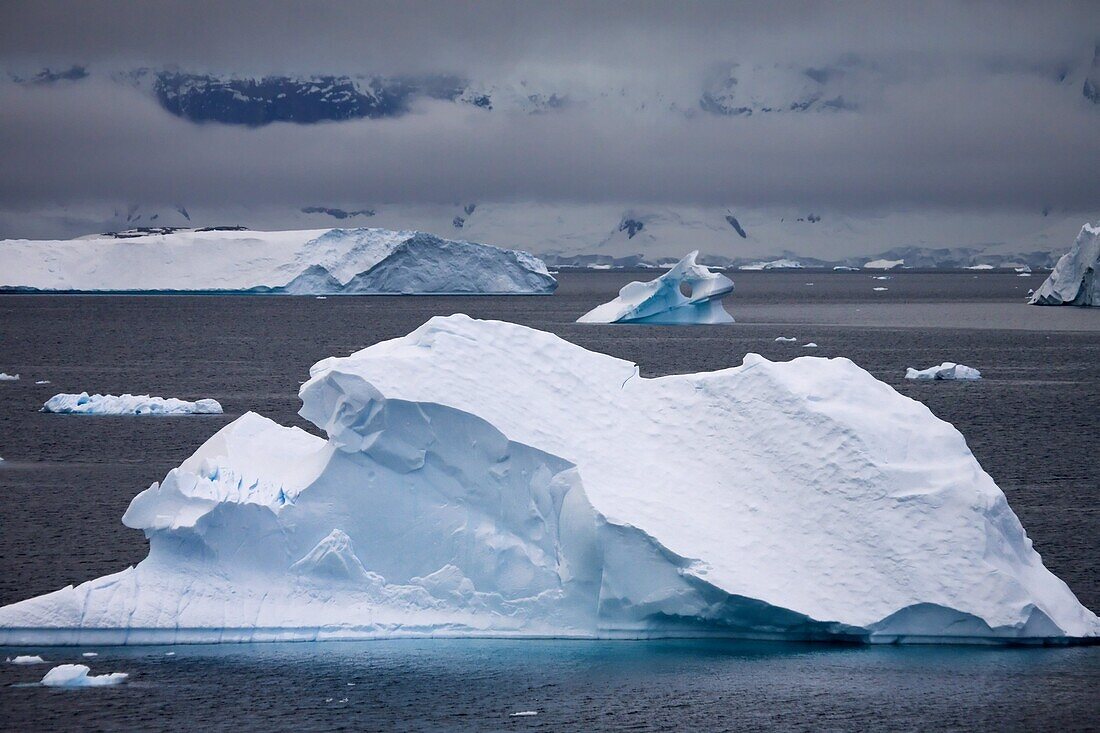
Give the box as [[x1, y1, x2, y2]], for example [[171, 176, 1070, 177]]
[[35, 380, 50, 384], [41, 664, 127, 687], [578, 251, 734, 324], [864, 259, 904, 270], [7, 655, 46, 664], [81, 652, 98, 657], [873, 287, 888, 291], [872, 276, 892, 280], [41, 393, 223, 415], [802, 342, 819, 348], [1018, 273, 1031, 277], [965, 264, 994, 270], [1015, 266, 1032, 274], [510, 711, 539, 717], [0, 373, 19, 381], [774, 337, 797, 342], [1029, 223, 1099, 306], [905, 363, 981, 381], [833, 266, 859, 271], [0, 316, 1096, 646]]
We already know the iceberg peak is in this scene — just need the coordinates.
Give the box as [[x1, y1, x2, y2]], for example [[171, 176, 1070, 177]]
[[1029, 223, 1099, 307]]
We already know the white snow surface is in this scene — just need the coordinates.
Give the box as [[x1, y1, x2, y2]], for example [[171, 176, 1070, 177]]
[[40, 664, 127, 687], [1029, 223, 1099, 306], [0, 227, 556, 295], [905, 363, 982, 381], [578, 251, 734, 324], [0, 315, 1095, 645], [42, 393, 223, 415]]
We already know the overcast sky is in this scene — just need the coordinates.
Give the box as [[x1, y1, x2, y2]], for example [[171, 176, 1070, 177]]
[[0, 0, 1097, 215]]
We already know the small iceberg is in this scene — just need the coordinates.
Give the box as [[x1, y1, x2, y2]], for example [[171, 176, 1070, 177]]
[[510, 711, 539, 717], [35, 380, 50, 384], [873, 287, 889, 291], [81, 652, 98, 658], [802, 342, 819, 348], [833, 266, 859, 271], [739, 258, 803, 270], [775, 337, 797, 343], [42, 393, 223, 415], [1029, 223, 1099, 307], [0, 373, 19, 381], [905, 363, 981, 381], [7, 655, 46, 664], [578, 251, 734, 324], [41, 664, 127, 687]]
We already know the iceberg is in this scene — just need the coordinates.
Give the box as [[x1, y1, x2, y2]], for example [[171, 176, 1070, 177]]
[[7, 655, 46, 664], [42, 393, 223, 415], [905, 363, 981, 381], [738, 259, 803, 271], [0, 315, 1095, 645], [41, 664, 127, 687], [0, 373, 19, 381], [0, 227, 556, 295], [577, 252, 734, 324], [1029, 223, 1099, 306]]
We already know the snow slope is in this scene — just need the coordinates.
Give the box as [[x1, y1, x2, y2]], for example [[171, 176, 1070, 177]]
[[577, 251, 734, 324], [0, 227, 556, 294], [0, 316, 1095, 645], [1029, 223, 1099, 306]]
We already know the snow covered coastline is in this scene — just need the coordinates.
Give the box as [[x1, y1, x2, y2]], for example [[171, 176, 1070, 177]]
[[0, 227, 557, 295], [42, 393, 223, 415], [0, 316, 1095, 646]]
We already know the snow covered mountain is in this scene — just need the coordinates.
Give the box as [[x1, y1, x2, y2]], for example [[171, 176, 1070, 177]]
[[4, 202, 1091, 269], [1, 316, 1095, 645], [0, 227, 556, 294]]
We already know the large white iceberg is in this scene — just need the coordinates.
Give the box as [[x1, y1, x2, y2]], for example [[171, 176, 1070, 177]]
[[42, 393, 223, 415], [1029, 223, 1099, 306], [0, 227, 556, 295], [0, 315, 1095, 645], [578, 252, 734, 324], [905, 363, 982, 381]]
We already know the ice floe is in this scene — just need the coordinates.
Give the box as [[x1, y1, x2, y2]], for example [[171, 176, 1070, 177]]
[[40, 664, 127, 687], [42, 393, 223, 415], [905, 363, 982, 381]]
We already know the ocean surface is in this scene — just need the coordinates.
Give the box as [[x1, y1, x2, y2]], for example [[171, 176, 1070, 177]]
[[0, 270, 1097, 731]]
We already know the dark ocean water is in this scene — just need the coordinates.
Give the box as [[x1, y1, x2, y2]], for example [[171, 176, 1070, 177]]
[[0, 270, 1097, 731]]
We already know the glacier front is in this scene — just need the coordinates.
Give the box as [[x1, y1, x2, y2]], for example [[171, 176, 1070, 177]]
[[0, 227, 556, 295], [0, 315, 1096, 646], [1029, 223, 1099, 307], [578, 251, 734, 324]]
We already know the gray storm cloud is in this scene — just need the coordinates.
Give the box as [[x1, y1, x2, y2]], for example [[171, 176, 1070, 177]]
[[0, 0, 1097, 216]]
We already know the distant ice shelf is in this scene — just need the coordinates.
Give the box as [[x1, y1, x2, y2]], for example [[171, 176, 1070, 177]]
[[0, 227, 556, 295], [0, 315, 1095, 646], [577, 251, 734, 324], [42, 393, 223, 415]]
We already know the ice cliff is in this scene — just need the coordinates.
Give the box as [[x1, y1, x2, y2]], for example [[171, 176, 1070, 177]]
[[577, 251, 734, 324], [0, 315, 1095, 645], [1029, 223, 1099, 307], [0, 227, 556, 295]]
